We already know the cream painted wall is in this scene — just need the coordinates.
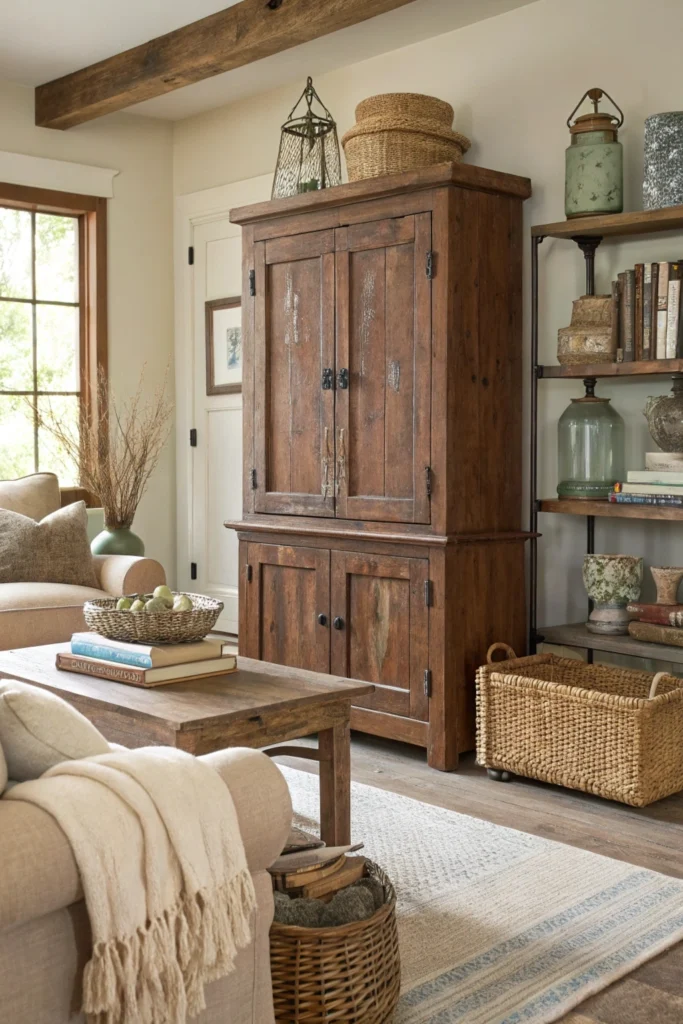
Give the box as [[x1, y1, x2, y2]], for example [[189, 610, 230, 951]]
[[174, 0, 683, 634], [0, 80, 176, 581]]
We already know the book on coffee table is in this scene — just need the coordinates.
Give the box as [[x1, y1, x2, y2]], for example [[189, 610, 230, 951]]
[[56, 650, 237, 687], [70, 632, 232, 669]]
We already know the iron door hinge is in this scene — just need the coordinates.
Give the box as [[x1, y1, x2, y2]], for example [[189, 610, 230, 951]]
[[426, 250, 434, 279], [424, 669, 432, 698], [188, 246, 194, 265], [190, 428, 197, 447], [246, 564, 253, 582], [424, 580, 433, 607], [337, 367, 349, 390], [250, 468, 257, 490], [425, 465, 432, 498], [249, 269, 256, 296], [190, 562, 197, 581], [322, 368, 334, 390]]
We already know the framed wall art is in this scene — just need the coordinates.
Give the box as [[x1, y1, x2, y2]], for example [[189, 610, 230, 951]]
[[205, 297, 242, 395]]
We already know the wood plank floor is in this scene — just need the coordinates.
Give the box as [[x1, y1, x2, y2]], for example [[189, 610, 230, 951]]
[[279, 733, 683, 1023]]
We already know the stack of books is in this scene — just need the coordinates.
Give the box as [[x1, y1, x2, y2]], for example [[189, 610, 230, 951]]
[[610, 452, 683, 508], [612, 260, 683, 362], [627, 602, 683, 649], [56, 633, 237, 687]]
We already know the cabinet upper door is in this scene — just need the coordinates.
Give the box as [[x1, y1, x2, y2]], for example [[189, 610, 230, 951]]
[[334, 214, 432, 524], [253, 230, 336, 517]]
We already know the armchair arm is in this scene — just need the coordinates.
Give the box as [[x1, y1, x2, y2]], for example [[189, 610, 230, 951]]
[[92, 555, 166, 597]]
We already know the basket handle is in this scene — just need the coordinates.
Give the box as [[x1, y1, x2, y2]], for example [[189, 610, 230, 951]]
[[486, 643, 518, 666], [649, 671, 668, 699]]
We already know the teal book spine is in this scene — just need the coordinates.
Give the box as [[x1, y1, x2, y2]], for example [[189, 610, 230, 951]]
[[70, 641, 153, 669]]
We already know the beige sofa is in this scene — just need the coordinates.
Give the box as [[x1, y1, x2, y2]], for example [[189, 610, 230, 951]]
[[0, 746, 292, 1023], [0, 473, 165, 650]]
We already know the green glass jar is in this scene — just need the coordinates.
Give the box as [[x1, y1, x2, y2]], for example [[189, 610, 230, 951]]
[[557, 379, 625, 499], [565, 88, 623, 218]]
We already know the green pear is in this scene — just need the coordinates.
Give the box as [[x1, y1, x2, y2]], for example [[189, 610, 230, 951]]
[[116, 597, 133, 611], [130, 599, 145, 612], [173, 594, 193, 612], [145, 597, 168, 613], [153, 584, 174, 608]]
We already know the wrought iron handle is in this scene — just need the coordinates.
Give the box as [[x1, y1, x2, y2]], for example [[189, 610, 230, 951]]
[[567, 87, 624, 129], [318, 613, 328, 626], [337, 368, 349, 390], [322, 368, 333, 390], [333, 617, 344, 630], [335, 428, 346, 496], [321, 426, 331, 499]]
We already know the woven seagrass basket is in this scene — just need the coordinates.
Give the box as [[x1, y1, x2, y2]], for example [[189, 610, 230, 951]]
[[270, 861, 400, 1024], [342, 92, 471, 181], [476, 645, 683, 807], [83, 593, 223, 644]]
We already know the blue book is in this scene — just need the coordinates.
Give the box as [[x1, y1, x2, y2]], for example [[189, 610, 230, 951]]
[[70, 632, 226, 669]]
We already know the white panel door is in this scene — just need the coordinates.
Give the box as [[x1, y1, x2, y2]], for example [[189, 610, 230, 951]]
[[191, 219, 242, 633]]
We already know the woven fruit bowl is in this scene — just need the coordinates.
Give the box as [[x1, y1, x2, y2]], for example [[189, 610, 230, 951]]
[[83, 593, 223, 644]]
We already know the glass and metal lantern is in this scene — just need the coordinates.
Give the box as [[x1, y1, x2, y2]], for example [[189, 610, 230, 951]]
[[557, 378, 625, 499], [565, 88, 624, 218], [272, 77, 342, 199]]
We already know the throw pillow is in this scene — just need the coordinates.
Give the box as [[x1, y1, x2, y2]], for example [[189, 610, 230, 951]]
[[0, 472, 61, 522], [0, 680, 110, 782], [0, 740, 7, 794], [0, 501, 98, 587]]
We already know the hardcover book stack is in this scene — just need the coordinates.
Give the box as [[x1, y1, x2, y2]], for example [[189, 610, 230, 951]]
[[627, 600, 683, 648], [612, 261, 683, 362], [610, 452, 683, 508], [57, 633, 237, 687]]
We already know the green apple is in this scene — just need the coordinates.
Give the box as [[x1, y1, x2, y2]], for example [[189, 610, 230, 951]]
[[173, 594, 193, 612], [153, 584, 174, 608], [145, 597, 168, 613], [130, 599, 145, 612], [116, 597, 133, 611]]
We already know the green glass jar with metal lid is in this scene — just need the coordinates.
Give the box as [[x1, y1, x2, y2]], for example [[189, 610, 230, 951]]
[[557, 378, 625, 499], [565, 87, 624, 218]]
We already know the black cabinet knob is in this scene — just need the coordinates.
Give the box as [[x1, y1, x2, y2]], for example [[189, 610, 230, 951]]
[[333, 616, 344, 630], [317, 613, 328, 626]]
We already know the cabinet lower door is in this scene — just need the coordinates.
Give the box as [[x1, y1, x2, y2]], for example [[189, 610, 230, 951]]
[[244, 543, 330, 672], [330, 551, 429, 720]]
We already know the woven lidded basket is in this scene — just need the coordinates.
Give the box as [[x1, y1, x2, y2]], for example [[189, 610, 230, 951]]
[[342, 92, 471, 182], [270, 861, 400, 1024], [476, 646, 683, 807], [83, 593, 223, 645]]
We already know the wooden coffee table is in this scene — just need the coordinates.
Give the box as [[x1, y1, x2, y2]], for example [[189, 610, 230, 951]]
[[0, 644, 374, 846]]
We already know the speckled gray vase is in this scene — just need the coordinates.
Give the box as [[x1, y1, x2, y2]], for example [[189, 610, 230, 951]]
[[644, 376, 683, 453], [583, 554, 643, 635], [643, 112, 683, 210]]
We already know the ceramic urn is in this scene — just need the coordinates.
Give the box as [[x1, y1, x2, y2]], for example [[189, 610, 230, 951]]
[[582, 554, 643, 635]]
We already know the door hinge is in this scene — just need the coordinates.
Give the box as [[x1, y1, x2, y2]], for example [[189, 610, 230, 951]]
[[190, 562, 197, 580], [425, 465, 432, 498], [246, 564, 253, 582], [424, 580, 433, 607], [424, 669, 432, 698], [250, 468, 257, 489], [426, 250, 434, 279], [188, 246, 194, 266], [249, 269, 256, 296], [190, 428, 197, 447]]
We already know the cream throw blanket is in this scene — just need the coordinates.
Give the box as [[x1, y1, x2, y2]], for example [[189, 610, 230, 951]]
[[6, 747, 256, 1024]]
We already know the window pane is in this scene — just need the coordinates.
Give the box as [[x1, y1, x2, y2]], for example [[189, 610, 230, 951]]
[[0, 395, 35, 478], [0, 207, 32, 300], [35, 214, 78, 303], [38, 394, 80, 487], [0, 301, 33, 391], [36, 304, 79, 392]]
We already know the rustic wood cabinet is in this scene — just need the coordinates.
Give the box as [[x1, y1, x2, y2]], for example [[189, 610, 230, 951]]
[[228, 163, 532, 770]]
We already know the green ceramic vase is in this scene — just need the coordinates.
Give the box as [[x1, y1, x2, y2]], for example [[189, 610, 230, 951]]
[[90, 526, 145, 557]]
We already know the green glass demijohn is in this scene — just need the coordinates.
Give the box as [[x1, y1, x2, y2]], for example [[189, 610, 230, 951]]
[[557, 378, 625, 499], [565, 88, 624, 218]]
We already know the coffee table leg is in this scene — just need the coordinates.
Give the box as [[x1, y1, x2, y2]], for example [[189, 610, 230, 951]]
[[318, 721, 351, 846]]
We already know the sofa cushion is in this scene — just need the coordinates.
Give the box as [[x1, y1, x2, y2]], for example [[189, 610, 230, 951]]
[[0, 473, 61, 521], [0, 741, 6, 794], [0, 502, 98, 588], [0, 680, 110, 782], [0, 582, 108, 612]]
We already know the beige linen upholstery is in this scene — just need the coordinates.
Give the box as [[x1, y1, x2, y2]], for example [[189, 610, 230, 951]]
[[92, 554, 165, 596], [0, 472, 61, 521], [0, 747, 292, 1024]]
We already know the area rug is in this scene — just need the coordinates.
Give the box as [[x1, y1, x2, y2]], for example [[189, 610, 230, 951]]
[[278, 766, 683, 1024]]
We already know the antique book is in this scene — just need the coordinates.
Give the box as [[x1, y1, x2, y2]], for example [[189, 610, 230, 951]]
[[634, 263, 644, 360], [627, 470, 683, 484], [627, 602, 683, 625], [666, 273, 682, 359], [628, 621, 683, 648], [642, 263, 653, 360], [621, 482, 683, 495], [300, 857, 368, 900], [610, 279, 621, 360], [656, 261, 670, 358], [56, 651, 237, 688], [70, 632, 230, 669], [610, 493, 683, 506], [650, 261, 660, 358], [619, 271, 635, 361]]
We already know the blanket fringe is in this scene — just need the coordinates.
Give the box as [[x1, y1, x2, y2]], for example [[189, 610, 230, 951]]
[[83, 870, 256, 1024]]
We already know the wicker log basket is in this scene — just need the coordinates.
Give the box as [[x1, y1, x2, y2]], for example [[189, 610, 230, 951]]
[[83, 593, 223, 645], [341, 92, 471, 181], [270, 861, 400, 1024], [476, 644, 683, 807]]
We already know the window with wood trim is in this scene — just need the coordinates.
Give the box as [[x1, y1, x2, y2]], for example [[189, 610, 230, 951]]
[[0, 183, 106, 486]]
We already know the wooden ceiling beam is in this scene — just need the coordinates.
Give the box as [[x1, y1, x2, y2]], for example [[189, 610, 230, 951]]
[[35, 0, 420, 130]]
